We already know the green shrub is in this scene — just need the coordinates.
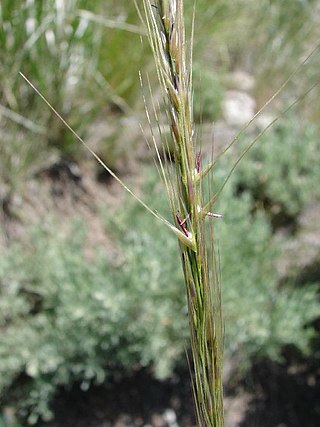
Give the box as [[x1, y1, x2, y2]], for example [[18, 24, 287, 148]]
[[214, 178, 319, 364], [0, 167, 318, 423], [234, 118, 320, 221], [0, 412, 23, 427], [192, 63, 224, 123], [107, 167, 320, 367], [0, 219, 186, 423]]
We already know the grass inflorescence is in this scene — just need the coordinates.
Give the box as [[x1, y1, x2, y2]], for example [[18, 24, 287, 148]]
[[136, 1, 224, 425]]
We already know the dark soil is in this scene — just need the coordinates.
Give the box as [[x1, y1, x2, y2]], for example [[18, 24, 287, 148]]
[[240, 359, 320, 427], [47, 352, 320, 427], [49, 367, 195, 427]]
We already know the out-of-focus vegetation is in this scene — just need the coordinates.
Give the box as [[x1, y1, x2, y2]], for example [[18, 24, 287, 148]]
[[1, 0, 319, 195], [0, 0, 145, 197], [0, 218, 186, 423], [1, 0, 320, 425], [0, 162, 319, 424], [235, 118, 320, 221]]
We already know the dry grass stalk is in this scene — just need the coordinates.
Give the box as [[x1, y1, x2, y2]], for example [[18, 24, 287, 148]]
[[137, 1, 224, 425]]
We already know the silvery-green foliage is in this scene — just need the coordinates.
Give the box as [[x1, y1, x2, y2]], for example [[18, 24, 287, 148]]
[[0, 218, 186, 423], [0, 166, 319, 423], [214, 175, 320, 365], [192, 63, 224, 123], [235, 118, 320, 219], [109, 167, 319, 368]]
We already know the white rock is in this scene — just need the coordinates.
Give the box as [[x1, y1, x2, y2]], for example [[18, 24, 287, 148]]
[[228, 70, 255, 91], [222, 90, 256, 127]]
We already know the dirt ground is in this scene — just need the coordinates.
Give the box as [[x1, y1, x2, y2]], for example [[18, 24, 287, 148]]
[[48, 353, 320, 427]]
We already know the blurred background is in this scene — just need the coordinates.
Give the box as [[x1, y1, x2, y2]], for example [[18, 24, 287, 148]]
[[0, 0, 320, 426]]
